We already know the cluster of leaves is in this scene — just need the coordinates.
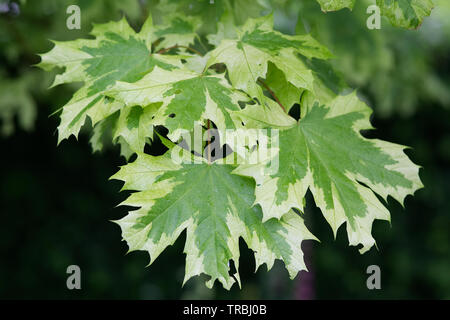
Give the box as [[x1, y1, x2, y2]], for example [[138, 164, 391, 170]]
[[39, 1, 425, 289], [288, 0, 450, 117], [0, 0, 149, 136], [3, 0, 444, 135]]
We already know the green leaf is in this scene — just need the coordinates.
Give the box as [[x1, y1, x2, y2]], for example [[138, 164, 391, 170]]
[[376, 0, 434, 29], [117, 137, 136, 161], [233, 96, 297, 130], [235, 92, 423, 253], [316, 0, 356, 12], [264, 63, 303, 111], [206, 15, 332, 104], [112, 150, 316, 289], [155, 0, 268, 34], [207, 12, 237, 46], [113, 103, 160, 152], [0, 76, 36, 136], [314, 0, 433, 29], [107, 67, 249, 141], [90, 111, 119, 153], [153, 15, 201, 51], [38, 16, 182, 143]]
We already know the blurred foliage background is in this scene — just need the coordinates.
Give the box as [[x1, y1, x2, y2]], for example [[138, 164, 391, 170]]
[[0, 0, 449, 299]]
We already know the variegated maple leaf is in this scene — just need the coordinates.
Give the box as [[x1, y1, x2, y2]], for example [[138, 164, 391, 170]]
[[38, 16, 181, 144], [315, 0, 433, 29], [107, 67, 250, 141], [153, 14, 201, 51], [112, 149, 316, 289], [234, 92, 423, 253], [205, 15, 332, 104], [376, 0, 434, 29], [316, 0, 356, 12]]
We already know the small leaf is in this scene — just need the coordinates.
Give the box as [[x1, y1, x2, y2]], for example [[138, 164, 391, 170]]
[[376, 0, 434, 29], [0, 76, 36, 136], [264, 63, 303, 111], [316, 0, 356, 12], [153, 14, 201, 51], [113, 103, 160, 152]]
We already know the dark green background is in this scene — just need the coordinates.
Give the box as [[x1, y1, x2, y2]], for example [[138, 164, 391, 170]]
[[0, 0, 449, 299]]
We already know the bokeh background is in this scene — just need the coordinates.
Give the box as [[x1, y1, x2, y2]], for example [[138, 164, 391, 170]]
[[0, 0, 449, 299]]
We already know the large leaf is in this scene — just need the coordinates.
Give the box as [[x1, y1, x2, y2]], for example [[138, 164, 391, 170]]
[[235, 92, 423, 253], [112, 150, 316, 289], [107, 67, 249, 141], [38, 17, 181, 143], [206, 15, 332, 104]]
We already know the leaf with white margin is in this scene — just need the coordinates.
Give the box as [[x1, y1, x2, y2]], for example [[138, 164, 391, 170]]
[[38, 16, 181, 143], [234, 92, 423, 253], [111, 150, 316, 289], [112, 103, 161, 153], [90, 110, 119, 153], [376, 0, 434, 29], [264, 63, 303, 111], [153, 15, 201, 51], [315, 0, 433, 29], [205, 14, 332, 104], [207, 12, 237, 46], [107, 67, 250, 141]]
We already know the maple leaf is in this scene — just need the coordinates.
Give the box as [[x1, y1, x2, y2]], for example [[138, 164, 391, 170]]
[[205, 15, 332, 104], [263, 63, 303, 111], [112, 103, 161, 153], [234, 92, 423, 253], [153, 14, 201, 51], [315, 0, 433, 29], [316, 0, 356, 12], [107, 67, 249, 141], [38, 16, 182, 143], [0, 75, 36, 136], [207, 12, 237, 47], [376, 0, 434, 29], [89, 110, 119, 153], [112, 149, 316, 289], [156, 0, 268, 31]]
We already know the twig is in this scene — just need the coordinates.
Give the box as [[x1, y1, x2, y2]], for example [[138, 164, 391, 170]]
[[207, 119, 211, 163], [258, 79, 286, 113], [157, 45, 203, 56]]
